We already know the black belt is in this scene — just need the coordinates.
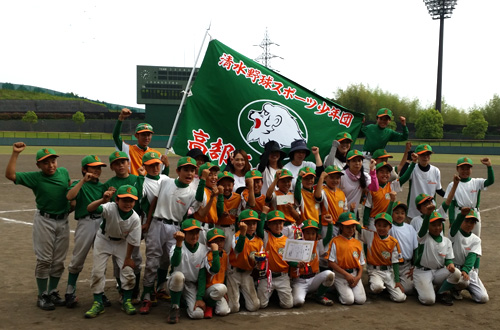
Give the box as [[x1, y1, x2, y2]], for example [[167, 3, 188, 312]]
[[299, 273, 318, 279], [75, 214, 101, 220], [202, 223, 215, 229], [417, 266, 432, 271], [370, 265, 389, 271], [156, 218, 179, 225], [271, 272, 287, 278], [236, 267, 248, 273], [101, 230, 122, 241], [39, 210, 67, 220], [218, 224, 232, 228], [345, 269, 355, 274]]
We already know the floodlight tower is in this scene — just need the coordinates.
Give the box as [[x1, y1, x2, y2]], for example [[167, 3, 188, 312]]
[[423, 0, 458, 112], [254, 28, 283, 70]]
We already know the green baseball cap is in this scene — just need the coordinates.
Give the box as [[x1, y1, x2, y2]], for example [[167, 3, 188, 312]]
[[177, 156, 197, 168], [347, 149, 364, 160], [373, 149, 393, 159], [457, 157, 473, 167], [465, 209, 479, 221], [376, 162, 393, 172], [207, 228, 225, 242], [135, 123, 154, 134], [116, 184, 138, 200], [217, 171, 235, 182], [109, 151, 129, 164], [36, 148, 58, 162], [336, 212, 359, 226], [415, 144, 433, 155], [245, 169, 263, 179], [238, 209, 260, 222], [392, 201, 408, 213], [374, 212, 393, 225], [142, 152, 162, 165], [429, 211, 445, 223], [267, 210, 285, 222], [336, 131, 353, 142], [377, 108, 393, 118], [415, 193, 433, 206], [302, 219, 320, 231], [181, 218, 202, 231], [277, 169, 293, 179], [198, 161, 220, 176], [81, 155, 107, 167], [300, 166, 316, 177], [325, 165, 344, 175]]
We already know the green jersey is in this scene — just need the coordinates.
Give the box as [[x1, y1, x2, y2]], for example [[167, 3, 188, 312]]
[[69, 179, 105, 219], [361, 124, 408, 153]]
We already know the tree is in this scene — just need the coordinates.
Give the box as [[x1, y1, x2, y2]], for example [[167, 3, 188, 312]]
[[22, 111, 38, 131], [463, 110, 488, 139], [481, 94, 500, 126], [415, 109, 443, 139], [72, 111, 85, 131]]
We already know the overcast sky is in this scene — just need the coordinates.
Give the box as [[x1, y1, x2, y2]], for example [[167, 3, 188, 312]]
[[2, 1, 499, 111]]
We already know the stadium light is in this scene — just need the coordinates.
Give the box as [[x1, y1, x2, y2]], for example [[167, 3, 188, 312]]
[[423, 0, 458, 113]]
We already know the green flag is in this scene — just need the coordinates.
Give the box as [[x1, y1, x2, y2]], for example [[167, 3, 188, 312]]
[[173, 39, 364, 166]]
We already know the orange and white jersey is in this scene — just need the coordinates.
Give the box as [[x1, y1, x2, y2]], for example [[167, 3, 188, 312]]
[[241, 189, 266, 214], [299, 188, 321, 223], [205, 250, 228, 288], [321, 186, 347, 225], [229, 231, 264, 271], [360, 228, 403, 266], [366, 181, 402, 217], [269, 191, 297, 223], [218, 192, 242, 226], [327, 235, 365, 270], [120, 143, 161, 176], [193, 187, 218, 224], [264, 231, 289, 273]]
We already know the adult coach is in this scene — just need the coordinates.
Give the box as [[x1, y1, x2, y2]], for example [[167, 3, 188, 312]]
[[113, 108, 166, 175]]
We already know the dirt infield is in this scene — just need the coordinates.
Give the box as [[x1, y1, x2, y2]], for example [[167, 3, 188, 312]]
[[1, 153, 499, 330]]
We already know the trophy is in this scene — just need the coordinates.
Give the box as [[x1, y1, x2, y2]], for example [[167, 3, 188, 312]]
[[251, 252, 268, 280]]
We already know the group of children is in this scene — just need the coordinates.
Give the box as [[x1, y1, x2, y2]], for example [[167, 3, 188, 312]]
[[5, 107, 494, 323]]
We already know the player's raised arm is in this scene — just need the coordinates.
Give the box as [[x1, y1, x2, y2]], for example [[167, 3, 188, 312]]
[[5, 142, 26, 182]]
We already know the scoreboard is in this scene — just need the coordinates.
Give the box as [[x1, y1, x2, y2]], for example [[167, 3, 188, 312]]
[[136, 66, 198, 105]]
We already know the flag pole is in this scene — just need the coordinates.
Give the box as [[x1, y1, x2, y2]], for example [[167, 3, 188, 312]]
[[166, 23, 211, 151]]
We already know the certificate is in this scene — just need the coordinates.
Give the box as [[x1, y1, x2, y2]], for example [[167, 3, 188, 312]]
[[282, 239, 314, 262], [276, 194, 294, 205]]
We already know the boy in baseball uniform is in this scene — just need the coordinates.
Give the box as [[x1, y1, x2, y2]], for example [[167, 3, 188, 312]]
[[449, 208, 488, 303], [387, 198, 418, 295], [406, 144, 446, 218], [104, 150, 144, 304], [167, 219, 209, 324], [84, 185, 142, 318], [203, 228, 230, 318], [265, 169, 300, 239], [327, 212, 366, 305], [295, 166, 324, 223], [445, 157, 494, 237], [113, 108, 164, 176], [227, 209, 263, 313], [64, 155, 107, 308], [320, 165, 348, 238], [256, 207, 294, 309], [216, 171, 242, 254], [193, 162, 223, 232], [413, 204, 461, 305], [142, 156, 204, 315], [136, 151, 170, 314], [290, 218, 335, 307], [241, 170, 266, 214], [358, 212, 406, 303], [5, 143, 71, 311]]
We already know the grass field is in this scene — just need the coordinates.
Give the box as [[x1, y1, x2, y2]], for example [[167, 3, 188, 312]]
[[0, 145, 498, 165]]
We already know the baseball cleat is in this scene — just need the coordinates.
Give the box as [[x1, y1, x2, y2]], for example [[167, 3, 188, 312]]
[[156, 288, 171, 300], [204, 306, 213, 319], [139, 300, 153, 314], [49, 290, 66, 306], [167, 305, 180, 324], [438, 293, 454, 306], [315, 295, 334, 306], [37, 294, 55, 311], [122, 299, 137, 315], [65, 293, 78, 308], [102, 294, 112, 307], [84, 301, 104, 318]]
